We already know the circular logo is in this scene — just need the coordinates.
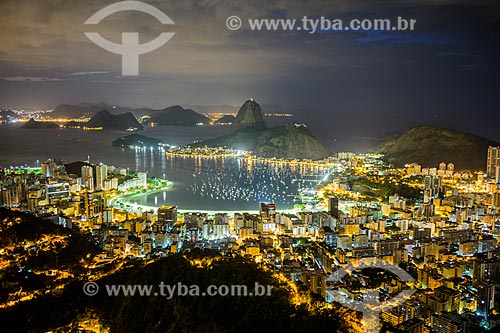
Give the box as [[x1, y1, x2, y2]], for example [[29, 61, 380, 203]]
[[83, 281, 100, 296], [226, 16, 242, 31]]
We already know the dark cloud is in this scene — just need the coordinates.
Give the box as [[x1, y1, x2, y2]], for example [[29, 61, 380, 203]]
[[0, 0, 499, 146]]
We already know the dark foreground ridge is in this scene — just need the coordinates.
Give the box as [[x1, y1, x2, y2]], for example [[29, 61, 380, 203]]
[[0, 209, 348, 333]]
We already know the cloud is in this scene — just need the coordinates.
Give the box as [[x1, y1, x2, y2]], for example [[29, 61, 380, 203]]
[[66, 71, 111, 76], [434, 50, 469, 57], [0, 76, 63, 82], [355, 31, 458, 45]]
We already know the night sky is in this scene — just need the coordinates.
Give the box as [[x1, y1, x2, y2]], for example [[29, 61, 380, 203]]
[[1, 0, 499, 147]]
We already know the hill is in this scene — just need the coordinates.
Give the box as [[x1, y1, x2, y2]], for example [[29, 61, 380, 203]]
[[21, 118, 59, 129], [50, 103, 154, 118], [0, 208, 100, 305], [192, 100, 330, 160], [375, 125, 498, 170], [0, 249, 348, 333], [233, 99, 267, 130], [146, 105, 209, 126], [255, 123, 331, 160], [112, 134, 164, 148], [67, 110, 143, 131], [191, 127, 264, 151], [50, 102, 135, 118], [51, 103, 108, 118], [63, 161, 92, 177], [214, 114, 235, 125]]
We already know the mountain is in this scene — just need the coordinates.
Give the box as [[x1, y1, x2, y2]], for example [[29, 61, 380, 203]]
[[67, 110, 143, 131], [50, 102, 293, 127], [51, 103, 107, 118], [233, 99, 267, 130], [112, 134, 164, 148], [375, 125, 499, 170], [52, 103, 210, 126], [21, 118, 59, 129], [147, 105, 210, 126], [51, 103, 155, 118], [254, 123, 331, 160], [87, 110, 143, 130], [192, 100, 330, 160], [181, 104, 239, 114], [215, 115, 235, 125], [191, 127, 264, 151]]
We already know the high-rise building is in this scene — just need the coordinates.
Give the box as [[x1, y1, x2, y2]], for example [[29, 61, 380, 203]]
[[157, 205, 177, 230], [81, 165, 94, 192], [81, 165, 93, 182], [41, 159, 56, 177], [431, 312, 472, 333], [96, 164, 107, 191], [259, 202, 276, 222], [328, 196, 339, 218], [494, 192, 500, 208], [137, 172, 147, 187], [434, 286, 460, 312], [477, 282, 495, 318], [487, 146, 500, 178]]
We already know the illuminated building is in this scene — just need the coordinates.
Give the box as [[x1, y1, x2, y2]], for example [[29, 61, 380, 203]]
[[476, 282, 495, 317], [234, 213, 245, 232], [336, 235, 352, 251], [45, 182, 70, 203], [81, 165, 94, 191], [398, 318, 424, 333], [81, 165, 93, 182], [138, 172, 147, 187], [101, 209, 113, 223], [238, 226, 253, 240], [96, 164, 107, 191], [381, 308, 405, 326], [431, 312, 476, 333], [353, 234, 369, 248], [212, 220, 230, 238], [328, 196, 339, 218], [41, 159, 57, 177], [424, 175, 442, 200], [157, 205, 177, 230], [104, 178, 118, 191], [301, 268, 326, 298], [494, 192, 500, 208], [259, 202, 276, 222], [434, 286, 460, 312], [374, 239, 400, 256], [486, 146, 500, 178]]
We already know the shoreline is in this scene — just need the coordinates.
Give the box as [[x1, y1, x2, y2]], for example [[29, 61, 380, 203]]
[[107, 181, 308, 215]]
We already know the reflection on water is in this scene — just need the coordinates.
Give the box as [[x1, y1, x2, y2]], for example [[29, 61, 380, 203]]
[[0, 125, 327, 211], [131, 150, 327, 211]]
